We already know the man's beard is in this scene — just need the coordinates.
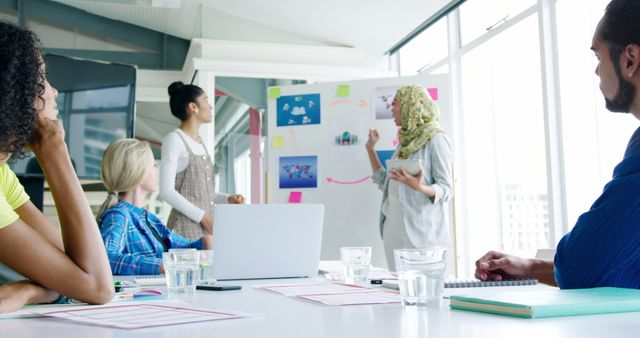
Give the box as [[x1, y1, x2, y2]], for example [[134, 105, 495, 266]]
[[605, 63, 636, 113]]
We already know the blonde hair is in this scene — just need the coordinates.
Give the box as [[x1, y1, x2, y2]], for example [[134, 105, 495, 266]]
[[96, 138, 153, 222]]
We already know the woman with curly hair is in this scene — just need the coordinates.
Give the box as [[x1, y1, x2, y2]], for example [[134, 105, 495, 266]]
[[365, 84, 453, 271], [0, 22, 113, 313]]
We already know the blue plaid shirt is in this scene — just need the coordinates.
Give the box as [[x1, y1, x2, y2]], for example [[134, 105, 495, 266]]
[[99, 201, 203, 275]]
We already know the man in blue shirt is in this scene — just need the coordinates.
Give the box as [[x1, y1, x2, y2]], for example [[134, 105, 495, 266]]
[[475, 0, 640, 289]]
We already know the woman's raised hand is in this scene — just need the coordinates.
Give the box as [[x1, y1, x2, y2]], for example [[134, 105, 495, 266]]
[[366, 129, 380, 150]]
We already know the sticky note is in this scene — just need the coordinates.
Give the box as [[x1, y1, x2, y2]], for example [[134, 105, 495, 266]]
[[272, 136, 284, 149], [427, 87, 438, 100], [288, 191, 302, 203], [337, 84, 350, 97], [269, 87, 281, 99]]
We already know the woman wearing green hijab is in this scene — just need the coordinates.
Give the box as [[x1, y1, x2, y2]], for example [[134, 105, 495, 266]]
[[366, 84, 453, 271]]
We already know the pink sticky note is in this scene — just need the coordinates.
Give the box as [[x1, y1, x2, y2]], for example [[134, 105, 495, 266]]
[[288, 191, 302, 203], [427, 87, 438, 100]]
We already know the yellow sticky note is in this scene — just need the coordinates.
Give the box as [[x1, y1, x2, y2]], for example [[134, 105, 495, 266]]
[[337, 84, 350, 97], [269, 87, 281, 99], [272, 136, 285, 149]]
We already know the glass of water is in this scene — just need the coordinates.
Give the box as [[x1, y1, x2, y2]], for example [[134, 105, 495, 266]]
[[163, 249, 199, 295], [198, 250, 216, 285], [394, 247, 447, 307], [340, 246, 372, 283]]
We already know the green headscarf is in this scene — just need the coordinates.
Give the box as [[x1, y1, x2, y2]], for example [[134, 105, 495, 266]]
[[396, 84, 444, 160]]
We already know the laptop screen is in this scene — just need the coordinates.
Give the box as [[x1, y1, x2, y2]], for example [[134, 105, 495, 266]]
[[211, 204, 325, 280]]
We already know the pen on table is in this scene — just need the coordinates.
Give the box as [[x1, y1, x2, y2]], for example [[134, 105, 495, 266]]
[[114, 281, 135, 292], [370, 278, 398, 284]]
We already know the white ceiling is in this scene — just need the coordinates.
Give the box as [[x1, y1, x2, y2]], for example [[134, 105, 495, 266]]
[[53, 0, 454, 55], [48, 0, 455, 146]]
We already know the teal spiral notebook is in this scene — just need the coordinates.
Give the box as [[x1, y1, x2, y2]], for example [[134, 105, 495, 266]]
[[450, 287, 640, 318]]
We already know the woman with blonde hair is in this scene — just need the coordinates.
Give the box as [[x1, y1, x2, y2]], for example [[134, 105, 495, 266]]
[[365, 84, 453, 271], [97, 139, 212, 275]]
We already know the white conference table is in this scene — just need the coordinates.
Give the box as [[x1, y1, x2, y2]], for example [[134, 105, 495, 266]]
[[2, 277, 640, 338]]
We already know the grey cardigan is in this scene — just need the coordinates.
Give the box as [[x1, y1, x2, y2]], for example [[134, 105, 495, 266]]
[[372, 132, 453, 248]]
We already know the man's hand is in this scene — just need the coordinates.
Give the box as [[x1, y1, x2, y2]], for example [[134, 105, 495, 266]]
[[474, 251, 533, 281]]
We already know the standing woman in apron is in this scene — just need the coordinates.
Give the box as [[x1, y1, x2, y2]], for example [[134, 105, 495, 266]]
[[159, 82, 244, 240]]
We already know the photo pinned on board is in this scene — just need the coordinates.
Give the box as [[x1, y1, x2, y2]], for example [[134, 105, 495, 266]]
[[334, 131, 358, 146], [373, 85, 438, 120], [277, 93, 321, 127], [279, 155, 318, 189]]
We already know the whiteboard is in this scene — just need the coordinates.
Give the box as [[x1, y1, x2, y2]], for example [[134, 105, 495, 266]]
[[266, 74, 451, 268]]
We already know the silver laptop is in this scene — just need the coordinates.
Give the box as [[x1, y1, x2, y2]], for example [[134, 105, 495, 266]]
[[211, 204, 324, 280]]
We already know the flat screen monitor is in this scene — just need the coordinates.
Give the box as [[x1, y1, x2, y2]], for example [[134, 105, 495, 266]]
[[9, 54, 136, 180]]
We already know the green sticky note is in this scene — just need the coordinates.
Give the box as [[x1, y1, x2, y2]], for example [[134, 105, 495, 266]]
[[269, 87, 281, 99], [272, 136, 285, 149], [337, 84, 350, 97]]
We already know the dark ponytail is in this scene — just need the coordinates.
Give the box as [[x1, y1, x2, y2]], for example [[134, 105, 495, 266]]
[[167, 81, 204, 121]]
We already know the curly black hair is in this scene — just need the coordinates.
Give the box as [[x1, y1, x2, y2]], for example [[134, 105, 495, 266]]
[[0, 21, 45, 160]]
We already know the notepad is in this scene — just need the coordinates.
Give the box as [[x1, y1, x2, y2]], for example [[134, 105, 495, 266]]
[[133, 275, 165, 286], [450, 287, 640, 318], [381, 278, 537, 291], [444, 279, 538, 288]]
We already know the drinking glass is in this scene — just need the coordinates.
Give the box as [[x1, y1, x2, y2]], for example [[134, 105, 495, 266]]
[[198, 250, 216, 285], [394, 247, 447, 307], [340, 246, 372, 283], [163, 249, 199, 295]]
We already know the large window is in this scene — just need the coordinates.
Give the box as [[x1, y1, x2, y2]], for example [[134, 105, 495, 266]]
[[394, 0, 588, 277], [398, 18, 448, 76], [234, 148, 252, 202], [556, 0, 638, 229], [460, 13, 549, 264], [459, 0, 536, 45]]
